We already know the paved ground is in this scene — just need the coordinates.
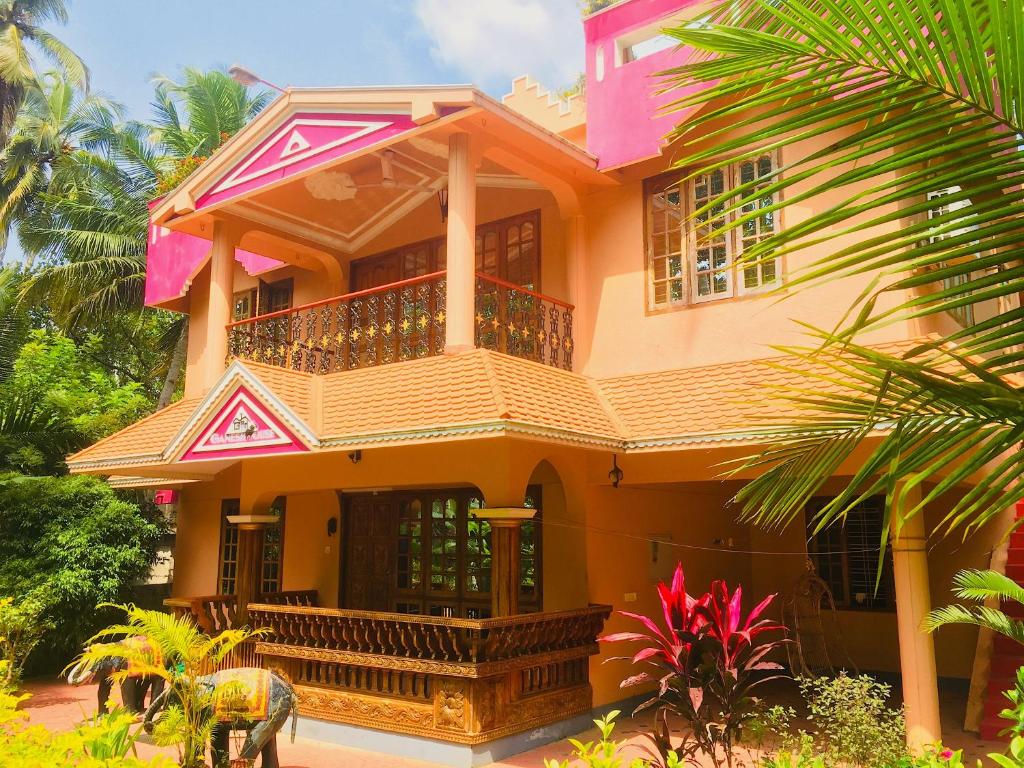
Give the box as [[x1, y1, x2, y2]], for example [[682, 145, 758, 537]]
[[16, 676, 1007, 767]]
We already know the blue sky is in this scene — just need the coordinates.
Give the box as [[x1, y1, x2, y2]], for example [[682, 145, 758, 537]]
[[60, 0, 585, 122]]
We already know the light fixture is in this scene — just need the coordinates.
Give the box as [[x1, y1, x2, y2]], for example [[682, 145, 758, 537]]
[[326, 517, 338, 537], [437, 186, 449, 222], [348, 450, 362, 465], [608, 454, 623, 488], [228, 63, 286, 93]]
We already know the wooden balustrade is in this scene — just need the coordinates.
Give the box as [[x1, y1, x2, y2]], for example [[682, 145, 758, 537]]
[[164, 596, 609, 743], [246, 603, 611, 744], [164, 590, 317, 634]]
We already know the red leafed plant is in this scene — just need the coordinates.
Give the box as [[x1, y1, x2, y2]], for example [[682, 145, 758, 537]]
[[601, 562, 788, 768]]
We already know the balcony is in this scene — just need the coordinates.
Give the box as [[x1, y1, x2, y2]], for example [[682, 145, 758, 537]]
[[226, 272, 574, 374], [166, 593, 610, 744]]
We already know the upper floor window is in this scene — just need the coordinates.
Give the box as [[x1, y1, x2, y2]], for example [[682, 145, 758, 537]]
[[645, 154, 780, 310], [232, 278, 294, 321], [926, 186, 979, 327]]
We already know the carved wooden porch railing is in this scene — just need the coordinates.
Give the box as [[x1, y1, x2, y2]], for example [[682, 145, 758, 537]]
[[474, 273, 574, 371], [164, 590, 318, 633], [227, 272, 446, 373], [245, 603, 611, 744], [164, 591, 319, 673]]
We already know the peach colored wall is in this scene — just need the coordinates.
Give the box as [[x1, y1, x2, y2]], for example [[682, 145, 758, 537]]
[[281, 490, 341, 607], [173, 465, 241, 597]]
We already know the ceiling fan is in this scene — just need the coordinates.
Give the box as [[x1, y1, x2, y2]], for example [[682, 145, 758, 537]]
[[304, 150, 444, 202]]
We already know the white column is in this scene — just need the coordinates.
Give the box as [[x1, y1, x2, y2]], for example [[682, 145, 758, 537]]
[[444, 132, 476, 354], [892, 492, 942, 751]]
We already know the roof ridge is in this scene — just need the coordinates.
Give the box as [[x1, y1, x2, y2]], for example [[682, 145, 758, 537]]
[[478, 350, 511, 419], [588, 378, 631, 439]]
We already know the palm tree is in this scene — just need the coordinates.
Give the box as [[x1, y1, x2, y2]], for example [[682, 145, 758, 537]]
[[21, 69, 270, 407], [0, 71, 121, 266], [659, 0, 1024, 538], [73, 605, 261, 768], [0, 0, 86, 141], [925, 569, 1024, 644]]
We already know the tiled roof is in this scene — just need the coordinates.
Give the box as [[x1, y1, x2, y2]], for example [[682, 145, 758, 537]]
[[67, 397, 201, 466], [66, 340, 942, 473]]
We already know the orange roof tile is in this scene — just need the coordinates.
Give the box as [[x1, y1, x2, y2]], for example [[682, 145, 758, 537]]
[[67, 339, 946, 473], [67, 398, 202, 467]]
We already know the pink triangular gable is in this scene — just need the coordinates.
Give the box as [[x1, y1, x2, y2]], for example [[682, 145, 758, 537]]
[[196, 111, 421, 209], [181, 385, 309, 461], [144, 221, 283, 306]]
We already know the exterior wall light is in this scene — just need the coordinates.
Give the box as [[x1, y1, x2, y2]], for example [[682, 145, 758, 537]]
[[348, 450, 362, 465], [608, 454, 624, 488], [438, 186, 449, 222], [327, 517, 338, 537]]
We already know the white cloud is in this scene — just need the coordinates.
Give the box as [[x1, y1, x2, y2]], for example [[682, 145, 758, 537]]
[[413, 0, 584, 93]]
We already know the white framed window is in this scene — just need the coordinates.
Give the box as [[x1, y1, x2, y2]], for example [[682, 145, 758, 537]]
[[926, 186, 978, 327], [644, 152, 781, 310]]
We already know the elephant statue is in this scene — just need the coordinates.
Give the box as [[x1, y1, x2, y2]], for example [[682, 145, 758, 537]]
[[143, 667, 297, 768], [66, 635, 167, 714]]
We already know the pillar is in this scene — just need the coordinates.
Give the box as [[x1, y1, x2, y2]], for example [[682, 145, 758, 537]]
[[482, 508, 535, 617], [205, 220, 238, 389], [891, 493, 942, 750], [226, 514, 276, 628], [445, 132, 476, 355]]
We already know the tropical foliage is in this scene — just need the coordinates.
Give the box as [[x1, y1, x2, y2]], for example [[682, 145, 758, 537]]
[[601, 562, 786, 768], [0, 0, 86, 142], [0, 596, 48, 689], [924, 568, 1024, 643], [76, 605, 261, 768], [0, 474, 162, 666], [661, 0, 1024, 539], [0, 689, 169, 768]]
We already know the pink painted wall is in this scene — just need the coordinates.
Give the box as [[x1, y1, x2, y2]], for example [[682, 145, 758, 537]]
[[145, 221, 282, 307], [584, 0, 705, 169]]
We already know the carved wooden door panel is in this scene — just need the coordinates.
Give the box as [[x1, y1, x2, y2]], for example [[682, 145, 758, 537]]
[[343, 495, 395, 611]]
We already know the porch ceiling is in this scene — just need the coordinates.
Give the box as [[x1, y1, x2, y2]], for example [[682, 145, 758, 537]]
[[150, 86, 613, 259]]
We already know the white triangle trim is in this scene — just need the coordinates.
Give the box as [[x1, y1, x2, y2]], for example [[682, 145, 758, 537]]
[[163, 360, 319, 462], [187, 392, 295, 455], [210, 116, 394, 195], [280, 129, 311, 158]]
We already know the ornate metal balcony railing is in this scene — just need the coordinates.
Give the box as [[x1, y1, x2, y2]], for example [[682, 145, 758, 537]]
[[474, 273, 574, 371], [226, 271, 574, 374], [227, 272, 446, 373]]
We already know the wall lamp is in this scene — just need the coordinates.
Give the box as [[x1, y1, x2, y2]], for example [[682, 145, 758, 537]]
[[437, 186, 449, 223], [608, 454, 624, 488], [326, 517, 338, 537], [348, 450, 362, 465]]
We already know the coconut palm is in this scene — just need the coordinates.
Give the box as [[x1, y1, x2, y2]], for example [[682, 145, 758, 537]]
[[0, 0, 86, 141], [20, 69, 270, 407], [660, 0, 1024, 537], [0, 71, 122, 266], [925, 569, 1024, 644]]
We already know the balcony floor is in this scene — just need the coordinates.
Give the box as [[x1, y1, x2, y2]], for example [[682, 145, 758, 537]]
[[22, 676, 1005, 767]]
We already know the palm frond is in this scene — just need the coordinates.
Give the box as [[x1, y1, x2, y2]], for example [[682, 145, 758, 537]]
[[662, 0, 1024, 370]]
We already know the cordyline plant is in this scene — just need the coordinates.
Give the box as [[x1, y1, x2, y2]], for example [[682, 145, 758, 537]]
[[601, 563, 787, 768]]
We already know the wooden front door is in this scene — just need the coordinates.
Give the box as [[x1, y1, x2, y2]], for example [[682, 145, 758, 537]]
[[342, 495, 395, 611]]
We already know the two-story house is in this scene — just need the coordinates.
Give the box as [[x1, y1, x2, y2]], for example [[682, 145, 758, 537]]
[[67, 0, 1012, 762]]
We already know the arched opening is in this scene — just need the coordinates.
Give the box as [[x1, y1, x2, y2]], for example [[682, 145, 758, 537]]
[[528, 459, 589, 612]]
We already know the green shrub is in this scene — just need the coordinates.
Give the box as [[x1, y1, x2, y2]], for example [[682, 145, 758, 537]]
[[0, 597, 50, 689], [0, 690, 170, 768], [0, 474, 161, 669], [544, 710, 681, 768]]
